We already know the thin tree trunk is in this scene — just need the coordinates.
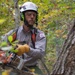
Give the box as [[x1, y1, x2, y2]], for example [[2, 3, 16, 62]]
[[13, 0, 20, 28]]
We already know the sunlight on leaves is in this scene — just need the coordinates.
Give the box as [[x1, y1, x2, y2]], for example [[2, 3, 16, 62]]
[[8, 36, 13, 43], [62, 34, 67, 39], [0, 19, 6, 24], [0, 41, 7, 47]]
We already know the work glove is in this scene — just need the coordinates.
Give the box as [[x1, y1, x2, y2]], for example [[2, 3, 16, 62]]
[[16, 44, 30, 56]]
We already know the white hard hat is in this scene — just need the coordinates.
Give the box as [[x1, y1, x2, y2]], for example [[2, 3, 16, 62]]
[[20, 2, 38, 13]]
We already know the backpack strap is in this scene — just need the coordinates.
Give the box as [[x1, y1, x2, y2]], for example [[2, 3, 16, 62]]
[[31, 28, 37, 49], [12, 32, 17, 42], [11, 28, 18, 42], [11, 27, 37, 49]]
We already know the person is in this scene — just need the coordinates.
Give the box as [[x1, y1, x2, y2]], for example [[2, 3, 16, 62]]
[[2, 1, 46, 74]]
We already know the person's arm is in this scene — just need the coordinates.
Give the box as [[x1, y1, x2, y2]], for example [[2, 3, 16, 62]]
[[27, 31, 46, 59], [1, 28, 18, 42], [1, 30, 14, 42]]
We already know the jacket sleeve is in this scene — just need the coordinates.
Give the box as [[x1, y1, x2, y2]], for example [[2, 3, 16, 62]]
[[26, 31, 46, 59], [1, 28, 18, 42], [1, 30, 14, 42]]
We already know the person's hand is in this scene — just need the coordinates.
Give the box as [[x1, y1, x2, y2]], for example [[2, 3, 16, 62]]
[[16, 44, 30, 56]]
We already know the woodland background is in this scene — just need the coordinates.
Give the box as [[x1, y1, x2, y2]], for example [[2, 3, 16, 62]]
[[0, 0, 75, 73]]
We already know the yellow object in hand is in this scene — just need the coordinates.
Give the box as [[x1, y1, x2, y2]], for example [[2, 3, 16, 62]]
[[30, 69, 35, 72], [16, 44, 30, 56], [2, 70, 10, 75]]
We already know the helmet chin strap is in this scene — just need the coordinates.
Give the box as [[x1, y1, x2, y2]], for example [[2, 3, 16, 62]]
[[24, 18, 33, 29]]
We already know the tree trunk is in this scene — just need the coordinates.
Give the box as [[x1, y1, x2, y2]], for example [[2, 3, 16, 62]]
[[13, 0, 20, 28], [51, 19, 75, 75]]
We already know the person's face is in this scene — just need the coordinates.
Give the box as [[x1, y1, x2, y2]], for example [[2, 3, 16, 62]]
[[24, 11, 37, 26]]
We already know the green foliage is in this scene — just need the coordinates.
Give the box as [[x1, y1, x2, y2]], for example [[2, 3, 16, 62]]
[[8, 35, 13, 43], [10, 48, 18, 53], [0, 19, 6, 24], [0, 41, 7, 47], [0, 0, 15, 35]]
